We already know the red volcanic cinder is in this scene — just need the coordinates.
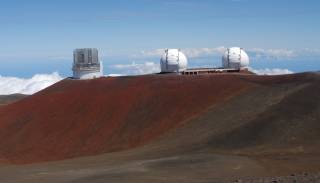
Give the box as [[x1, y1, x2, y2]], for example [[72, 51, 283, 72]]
[[0, 74, 254, 164]]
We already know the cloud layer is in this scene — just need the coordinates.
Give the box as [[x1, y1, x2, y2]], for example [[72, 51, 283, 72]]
[[251, 68, 294, 75], [110, 62, 160, 75], [0, 72, 63, 95], [0, 67, 295, 95], [110, 61, 294, 76]]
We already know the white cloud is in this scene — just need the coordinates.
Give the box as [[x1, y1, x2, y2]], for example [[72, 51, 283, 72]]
[[107, 74, 123, 77], [0, 72, 63, 95], [251, 68, 294, 75], [110, 62, 160, 75], [247, 48, 296, 60]]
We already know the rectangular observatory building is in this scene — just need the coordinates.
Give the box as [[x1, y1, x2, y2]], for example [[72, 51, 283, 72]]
[[73, 48, 103, 79]]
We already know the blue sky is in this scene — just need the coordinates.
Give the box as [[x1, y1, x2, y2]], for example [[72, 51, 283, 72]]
[[0, 0, 320, 77]]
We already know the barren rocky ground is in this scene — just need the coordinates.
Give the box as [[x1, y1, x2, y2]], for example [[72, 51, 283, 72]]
[[0, 72, 319, 182]]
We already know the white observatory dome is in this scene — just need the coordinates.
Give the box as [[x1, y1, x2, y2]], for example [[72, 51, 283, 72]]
[[73, 48, 103, 79], [160, 49, 188, 73], [222, 47, 249, 70]]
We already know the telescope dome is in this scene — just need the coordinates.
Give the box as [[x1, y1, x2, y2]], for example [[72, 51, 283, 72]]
[[160, 49, 188, 73], [222, 47, 249, 70]]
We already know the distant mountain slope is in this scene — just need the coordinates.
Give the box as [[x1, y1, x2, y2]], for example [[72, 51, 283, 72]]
[[0, 73, 319, 166], [0, 74, 254, 164]]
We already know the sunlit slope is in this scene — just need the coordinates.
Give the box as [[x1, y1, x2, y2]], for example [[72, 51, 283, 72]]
[[0, 74, 252, 164]]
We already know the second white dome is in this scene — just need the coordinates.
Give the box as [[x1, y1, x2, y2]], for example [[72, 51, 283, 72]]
[[222, 47, 249, 70]]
